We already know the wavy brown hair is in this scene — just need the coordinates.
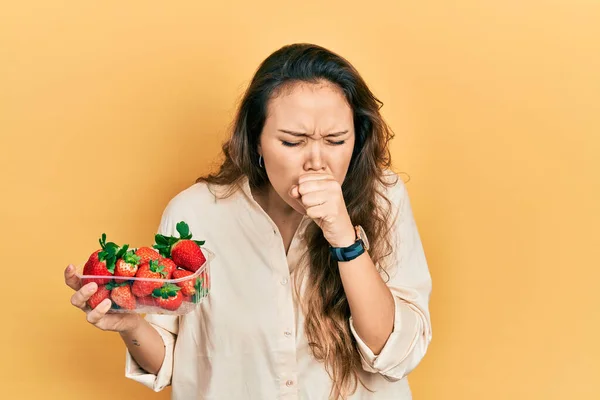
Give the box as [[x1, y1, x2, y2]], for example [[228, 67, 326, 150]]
[[195, 43, 400, 399]]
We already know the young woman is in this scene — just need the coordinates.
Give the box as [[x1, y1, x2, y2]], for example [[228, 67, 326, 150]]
[[65, 43, 432, 399]]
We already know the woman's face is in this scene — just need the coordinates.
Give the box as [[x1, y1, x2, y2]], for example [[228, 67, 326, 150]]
[[258, 81, 356, 215]]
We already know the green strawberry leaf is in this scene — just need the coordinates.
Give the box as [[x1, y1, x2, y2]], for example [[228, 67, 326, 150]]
[[193, 240, 205, 246], [106, 259, 117, 274], [149, 259, 166, 276], [152, 243, 171, 258], [191, 290, 202, 303], [123, 250, 140, 265], [115, 244, 129, 259], [152, 283, 181, 299], [108, 281, 128, 289], [176, 221, 192, 239], [155, 234, 169, 246], [99, 233, 107, 249]]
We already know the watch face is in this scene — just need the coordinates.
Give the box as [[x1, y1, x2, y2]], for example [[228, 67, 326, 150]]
[[356, 225, 370, 251]]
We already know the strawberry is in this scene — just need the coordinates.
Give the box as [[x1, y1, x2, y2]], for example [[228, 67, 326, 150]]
[[152, 283, 183, 311], [172, 269, 200, 296], [153, 221, 206, 272], [115, 249, 141, 277], [110, 283, 136, 310], [82, 234, 130, 285], [171, 240, 206, 272], [82, 250, 113, 286], [87, 284, 111, 309], [159, 257, 177, 279], [135, 247, 162, 265], [131, 259, 168, 297]]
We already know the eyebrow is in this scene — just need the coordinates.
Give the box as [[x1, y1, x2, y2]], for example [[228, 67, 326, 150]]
[[278, 129, 349, 137]]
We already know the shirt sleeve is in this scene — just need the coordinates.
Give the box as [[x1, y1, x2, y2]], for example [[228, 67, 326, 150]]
[[124, 200, 182, 391], [124, 314, 179, 391], [349, 176, 433, 381]]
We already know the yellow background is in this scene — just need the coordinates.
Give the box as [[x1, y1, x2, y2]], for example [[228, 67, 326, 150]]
[[1, 1, 599, 399]]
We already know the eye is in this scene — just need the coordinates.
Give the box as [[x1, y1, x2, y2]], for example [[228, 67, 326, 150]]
[[281, 141, 301, 147], [280, 140, 346, 147]]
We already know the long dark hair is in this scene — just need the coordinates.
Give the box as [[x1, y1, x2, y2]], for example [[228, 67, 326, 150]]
[[196, 43, 399, 399]]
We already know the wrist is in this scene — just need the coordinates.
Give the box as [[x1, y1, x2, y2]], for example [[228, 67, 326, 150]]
[[329, 228, 357, 248], [119, 314, 144, 335]]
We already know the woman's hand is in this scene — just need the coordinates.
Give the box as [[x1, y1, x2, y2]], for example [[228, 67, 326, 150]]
[[289, 172, 356, 248], [64, 264, 142, 333]]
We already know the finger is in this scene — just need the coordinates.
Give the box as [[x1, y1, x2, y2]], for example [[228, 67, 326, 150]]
[[86, 298, 112, 325], [297, 179, 334, 197], [64, 264, 82, 291], [299, 191, 328, 208], [70, 282, 98, 310], [287, 186, 307, 214], [298, 173, 332, 184]]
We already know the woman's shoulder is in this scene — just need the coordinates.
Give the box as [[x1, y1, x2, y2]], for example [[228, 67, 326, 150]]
[[156, 180, 241, 236], [161, 180, 239, 218]]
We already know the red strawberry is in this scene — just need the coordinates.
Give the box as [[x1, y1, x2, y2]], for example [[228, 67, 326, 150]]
[[115, 250, 141, 277], [152, 283, 183, 311], [171, 240, 206, 272], [159, 257, 177, 279], [82, 234, 130, 285], [153, 221, 206, 272], [135, 247, 162, 265], [87, 284, 111, 309], [110, 283, 136, 310], [131, 259, 168, 297], [82, 250, 113, 286], [172, 269, 200, 296]]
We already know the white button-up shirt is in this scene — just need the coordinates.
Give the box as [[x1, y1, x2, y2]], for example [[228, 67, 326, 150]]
[[125, 170, 432, 399]]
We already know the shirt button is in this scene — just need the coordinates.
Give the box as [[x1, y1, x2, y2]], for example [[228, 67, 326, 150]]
[[280, 278, 288, 285], [286, 380, 294, 387], [284, 331, 292, 337]]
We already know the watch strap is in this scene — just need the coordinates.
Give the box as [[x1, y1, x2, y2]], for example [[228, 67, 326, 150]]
[[329, 238, 366, 262]]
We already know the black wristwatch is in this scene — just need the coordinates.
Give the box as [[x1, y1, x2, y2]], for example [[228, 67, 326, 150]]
[[329, 225, 370, 262]]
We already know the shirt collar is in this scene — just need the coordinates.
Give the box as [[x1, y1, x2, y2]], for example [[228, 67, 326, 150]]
[[238, 174, 312, 237]]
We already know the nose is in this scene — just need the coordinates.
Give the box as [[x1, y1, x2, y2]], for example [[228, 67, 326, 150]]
[[304, 141, 327, 172]]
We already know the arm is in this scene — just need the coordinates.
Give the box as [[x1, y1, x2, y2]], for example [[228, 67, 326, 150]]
[[337, 249, 395, 354], [119, 315, 166, 375], [123, 314, 179, 392], [340, 177, 433, 380], [123, 198, 182, 391]]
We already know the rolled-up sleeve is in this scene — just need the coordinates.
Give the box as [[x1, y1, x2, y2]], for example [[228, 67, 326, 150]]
[[350, 176, 432, 381], [125, 314, 179, 391]]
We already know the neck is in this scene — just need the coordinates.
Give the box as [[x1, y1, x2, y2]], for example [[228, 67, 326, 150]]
[[252, 183, 303, 224]]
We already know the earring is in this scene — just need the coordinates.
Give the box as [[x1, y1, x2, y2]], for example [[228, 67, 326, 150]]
[[259, 155, 263, 168]]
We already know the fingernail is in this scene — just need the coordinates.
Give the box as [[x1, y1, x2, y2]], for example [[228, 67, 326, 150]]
[[66, 265, 73, 272]]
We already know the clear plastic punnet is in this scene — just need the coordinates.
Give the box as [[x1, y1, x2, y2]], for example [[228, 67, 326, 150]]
[[75, 247, 214, 315]]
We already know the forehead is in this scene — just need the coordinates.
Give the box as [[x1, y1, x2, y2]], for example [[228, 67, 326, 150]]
[[266, 81, 353, 123]]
